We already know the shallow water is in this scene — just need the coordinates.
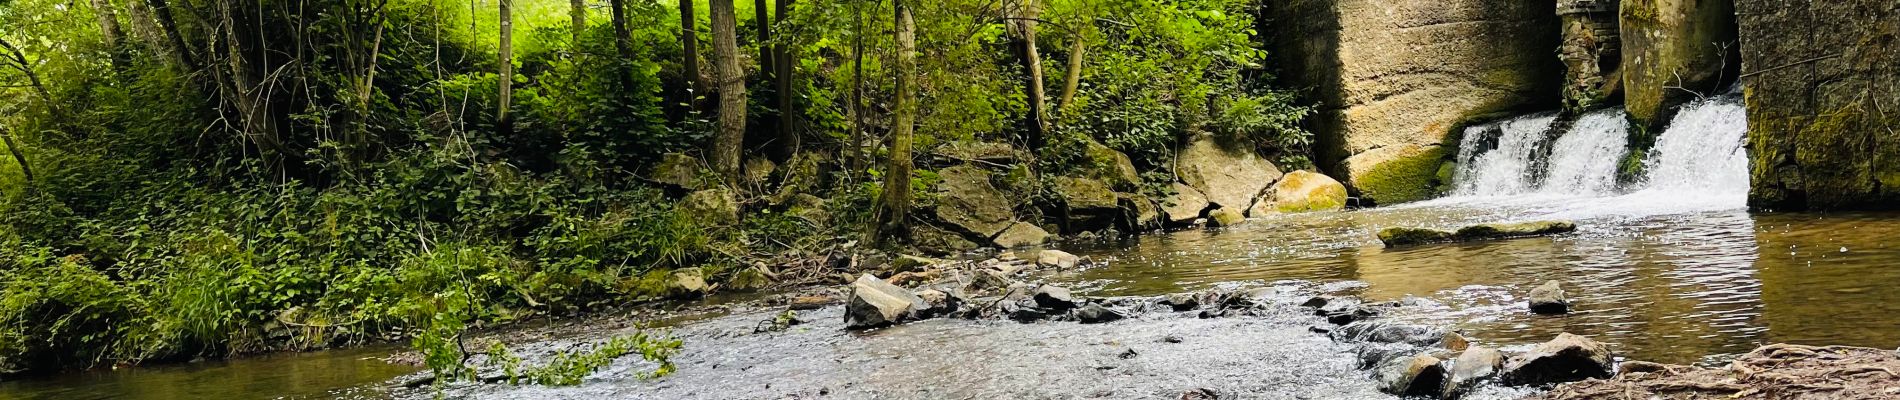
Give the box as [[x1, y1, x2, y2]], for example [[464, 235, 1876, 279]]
[[1060, 200, 1900, 366], [0, 345, 413, 400]]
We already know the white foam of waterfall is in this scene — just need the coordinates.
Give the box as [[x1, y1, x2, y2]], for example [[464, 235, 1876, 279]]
[[1620, 96, 1751, 205], [1537, 109, 1630, 196], [1452, 112, 1559, 196]]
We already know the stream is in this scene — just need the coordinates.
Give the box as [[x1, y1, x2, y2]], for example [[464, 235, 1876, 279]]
[[6, 96, 1900, 399]]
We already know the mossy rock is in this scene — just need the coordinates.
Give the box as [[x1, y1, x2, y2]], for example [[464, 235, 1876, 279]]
[[680, 189, 739, 226], [1377, 227, 1456, 247], [1379, 220, 1577, 247], [1259, 170, 1349, 214], [1345, 144, 1452, 206]]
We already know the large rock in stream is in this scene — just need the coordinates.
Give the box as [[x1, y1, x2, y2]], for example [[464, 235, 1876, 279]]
[[1264, 0, 1560, 205], [1527, 280, 1570, 315], [1379, 220, 1578, 247], [845, 274, 930, 329], [1739, 0, 1900, 210], [1443, 346, 1505, 399], [1174, 134, 1282, 211], [1499, 333, 1616, 386], [1374, 353, 1448, 396], [1251, 170, 1349, 216]]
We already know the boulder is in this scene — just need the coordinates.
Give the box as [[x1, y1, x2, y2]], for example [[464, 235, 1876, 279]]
[[934, 141, 1025, 165], [912, 289, 959, 318], [1162, 183, 1212, 224], [1175, 134, 1283, 210], [1621, 0, 1739, 132], [1739, 0, 1900, 210], [1035, 249, 1080, 269], [1053, 177, 1120, 211], [1265, 0, 1559, 205], [1164, 293, 1201, 311], [1118, 193, 1161, 229], [1378, 220, 1578, 247], [911, 224, 980, 255], [1528, 280, 1570, 315], [648, 153, 712, 190], [845, 274, 931, 329], [1074, 304, 1125, 324], [680, 189, 740, 226], [742, 157, 776, 186], [1499, 333, 1615, 386], [1442, 346, 1505, 399], [1375, 353, 1448, 397], [726, 266, 772, 291], [992, 222, 1051, 248], [1208, 208, 1248, 227], [1253, 170, 1348, 215], [934, 166, 1017, 238], [1033, 285, 1077, 311], [666, 268, 709, 297], [1079, 138, 1141, 187]]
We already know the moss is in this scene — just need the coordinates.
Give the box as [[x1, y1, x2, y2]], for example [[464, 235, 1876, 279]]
[[1351, 146, 1452, 205], [1377, 227, 1453, 247]]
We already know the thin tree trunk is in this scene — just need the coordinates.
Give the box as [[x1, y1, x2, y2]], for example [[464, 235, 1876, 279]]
[[570, 0, 586, 44], [708, 0, 747, 181], [219, 0, 287, 173], [0, 124, 31, 183], [1015, 0, 1046, 149], [877, 0, 916, 241], [146, 0, 198, 70], [0, 38, 58, 112], [846, 2, 865, 182], [773, 0, 796, 156], [679, 0, 703, 104], [608, 0, 633, 92], [1058, 33, 1085, 113], [499, 0, 514, 135], [754, 0, 772, 80]]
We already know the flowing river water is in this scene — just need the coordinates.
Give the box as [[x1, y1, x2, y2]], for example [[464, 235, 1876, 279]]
[[6, 96, 1900, 398]]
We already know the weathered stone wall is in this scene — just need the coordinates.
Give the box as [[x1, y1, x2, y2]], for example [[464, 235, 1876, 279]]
[[1266, 0, 1561, 205], [1559, 0, 1622, 110], [1739, 0, 1900, 210], [1620, 0, 1740, 133]]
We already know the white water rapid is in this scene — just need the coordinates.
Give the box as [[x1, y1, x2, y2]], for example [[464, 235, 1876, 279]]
[[1433, 95, 1749, 214]]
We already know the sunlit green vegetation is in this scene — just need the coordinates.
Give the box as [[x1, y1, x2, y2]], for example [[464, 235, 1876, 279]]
[[0, 0, 1308, 375]]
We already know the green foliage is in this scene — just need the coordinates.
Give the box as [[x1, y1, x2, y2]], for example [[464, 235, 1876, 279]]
[[485, 332, 683, 386]]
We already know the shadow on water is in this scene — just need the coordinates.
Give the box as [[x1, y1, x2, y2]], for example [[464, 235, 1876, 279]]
[[0, 345, 415, 400]]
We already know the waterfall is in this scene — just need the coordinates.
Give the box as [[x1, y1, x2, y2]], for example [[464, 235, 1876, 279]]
[[1452, 112, 1559, 196], [1444, 95, 1748, 208], [1539, 109, 1630, 196]]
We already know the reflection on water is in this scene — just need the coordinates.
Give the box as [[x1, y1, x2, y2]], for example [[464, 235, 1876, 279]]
[[0, 345, 412, 400], [1062, 201, 1900, 365]]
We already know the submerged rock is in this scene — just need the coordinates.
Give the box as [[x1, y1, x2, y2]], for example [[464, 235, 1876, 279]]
[[1527, 280, 1570, 314], [1499, 333, 1615, 386], [1379, 220, 1578, 247], [1375, 353, 1447, 396], [1443, 346, 1505, 399], [845, 274, 930, 329], [1208, 208, 1247, 227]]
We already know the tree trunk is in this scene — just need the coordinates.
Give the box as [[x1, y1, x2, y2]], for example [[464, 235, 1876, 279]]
[[679, 0, 703, 105], [91, 0, 130, 70], [122, 0, 165, 49], [708, 0, 747, 181], [608, 0, 633, 91], [0, 124, 31, 183], [219, 0, 287, 174], [90, 0, 127, 49], [145, 0, 198, 70], [846, 2, 865, 182], [773, 0, 796, 156], [499, 0, 514, 135], [1014, 0, 1046, 150], [876, 0, 916, 241], [570, 0, 587, 44], [754, 0, 773, 80], [1058, 33, 1085, 113]]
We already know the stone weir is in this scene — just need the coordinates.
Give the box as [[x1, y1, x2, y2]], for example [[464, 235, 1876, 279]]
[[1263, 0, 1564, 206]]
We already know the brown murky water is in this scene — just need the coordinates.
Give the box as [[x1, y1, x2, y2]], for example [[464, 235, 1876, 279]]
[[5, 198, 1897, 398], [1060, 197, 1900, 366]]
